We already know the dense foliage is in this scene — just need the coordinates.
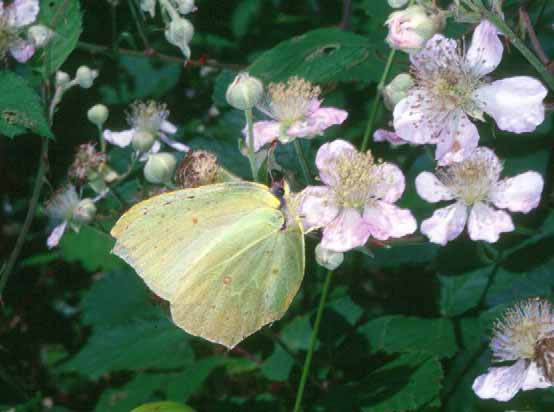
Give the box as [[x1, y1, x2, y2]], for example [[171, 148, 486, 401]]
[[1, 0, 554, 411]]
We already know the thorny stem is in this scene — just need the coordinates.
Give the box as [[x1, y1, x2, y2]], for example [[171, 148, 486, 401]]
[[475, 5, 554, 91], [292, 269, 333, 412], [245, 109, 259, 182], [360, 49, 396, 152], [293, 139, 312, 185]]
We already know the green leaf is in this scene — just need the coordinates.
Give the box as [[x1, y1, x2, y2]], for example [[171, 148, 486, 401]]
[[261, 345, 294, 381], [329, 293, 363, 326], [249, 28, 384, 84], [231, 0, 263, 38], [60, 319, 195, 379], [132, 402, 195, 412], [360, 353, 443, 412], [0, 72, 53, 139], [58, 225, 124, 272], [438, 266, 493, 317], [281, 315, 314, 351], [33, 0, 82, 76], [360, 316, 457, 358]]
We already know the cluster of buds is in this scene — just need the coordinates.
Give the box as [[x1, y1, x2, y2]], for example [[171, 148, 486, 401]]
[[68, 143, 118, 193], [140, 0, 196, 58], [51, 67, 99, 119]]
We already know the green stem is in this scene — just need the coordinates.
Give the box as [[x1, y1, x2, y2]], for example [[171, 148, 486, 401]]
[[245, 109, 259, 182], [0, 138, 49, 296], [292, 269, 333, 412], [293, 139, 312, 185], [360, 49, 396, 152], [97, 125, 106, 152], [479, 7, 554, 92], [127, 0, 151, 50]]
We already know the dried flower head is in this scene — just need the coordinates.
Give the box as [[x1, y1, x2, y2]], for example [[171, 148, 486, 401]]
[[68, 143, 107, 185], [175, 150, 219, 188]]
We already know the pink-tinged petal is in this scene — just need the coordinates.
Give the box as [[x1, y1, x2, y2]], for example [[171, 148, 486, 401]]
[[320, 208, 372, 253], [315, 139, 357, 186], [0, 1, 4, 15], [159, 134, 189, 152], [435, 110, 479, 166], [467, 202, 514, 243], [373, 129, 408, 146], [466, 20, 503, 77], [393, 92, 444, 145], [5, 0, 39, 26], [490, 171, 544, 213], [243, 121, 280, 152], [160, 120, 177, 134], [104, 129, 134, 147], [363, 201, 417, 241], [421, 202, 468, 245], [415, 171, 454, 203], [373, 162, 406, 203], [47, 221, 68, 249], [472, 359, 528, 402], [306, 98, 321, 113], [297, 186, 340, 231], [287, 107, 348, 138], [521, 361, 551, 391], [9, 40, 35, 63], [474, 77, 547, 133], [410, 34, 458, 74]]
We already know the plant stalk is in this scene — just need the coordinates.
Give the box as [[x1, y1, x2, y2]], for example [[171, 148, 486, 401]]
[[245, 109, 259, 182]]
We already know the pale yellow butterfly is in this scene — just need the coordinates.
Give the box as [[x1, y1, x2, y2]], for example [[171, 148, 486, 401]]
[[110, 181, 305, 348]]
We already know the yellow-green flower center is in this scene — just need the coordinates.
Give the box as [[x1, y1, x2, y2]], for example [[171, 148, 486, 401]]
[[263, 76, 321, 124]]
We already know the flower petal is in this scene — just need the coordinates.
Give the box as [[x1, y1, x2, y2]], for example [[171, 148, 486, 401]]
[[320, 208, 371, 253], [104, 129, 134, 148], [465, 20, 503, 77], [243, 121, 280, 152], [410, 34, 459, 74], [287, 107, 348, 138], [373, 162, 406, 203], [363, 201, 417, 241], [415, 171, 455, 203], [47, 221, 68, 249], [297, 186, 340, 231], [521, 361, 552, 391], [393, 91, 444, 145], [5, 0, 39, 26], [421, 202, 468, 245], [472, 359, 528, 402], [159, 134, 189, 152], [467, 202, 514, 243], [474, 77, 547, 133], [9, 40, 35, 63], [490, 171, 544, 213], [373, 129, 408, 146], [315, 139, 357, 186], [160, 120, 177, 134], [434, 111, 479, 165]]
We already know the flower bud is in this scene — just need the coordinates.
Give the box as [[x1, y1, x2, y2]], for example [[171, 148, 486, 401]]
[[87, 104, 109, 127], [132, 130, 156, 152], [386, 5, 444, 53], [140, 0, 156, 17], [55, 71, 71, 88], [175, 0, 196, 14], [383, 73, 414, 110], [27, 25, 53, 48], [388, 0, 408, 8], [75, 66, 98, 89], [315, 243, 344, 270], [144, 152, 177, 184], [72, 199, 97, 225], [165, 17, 194, 59], [226, 72, 264, 110], [175, 150, 219, 188]]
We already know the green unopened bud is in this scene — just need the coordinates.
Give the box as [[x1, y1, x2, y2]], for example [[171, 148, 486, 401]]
[[383, 73, 414, 110], [76, 66, 98, 89], [175, 0, 196, 14], [144, 152, 177, 184], [226, 72, 264, 110], [55, 71, 71, 88], [315, 243, 344, 270], [27, 25, 53, 48], [72, 199, 97, 224], [388, 0, 408, 8], [140, 0, 156, 17], [87, 104, 109, 127], [132, 130, 156, 152], [165, 17, 194, 59], [386, 5, 444, 53]]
